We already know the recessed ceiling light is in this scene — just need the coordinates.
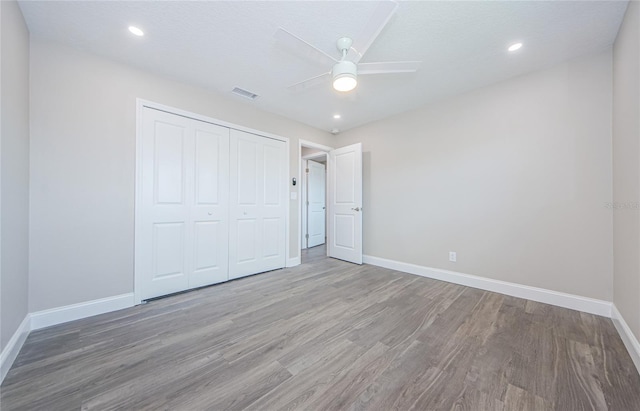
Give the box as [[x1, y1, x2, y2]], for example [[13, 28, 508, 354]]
[[508, 42, 523, 52], [333, 114, 341, 119], [128, 26, 144, 37]]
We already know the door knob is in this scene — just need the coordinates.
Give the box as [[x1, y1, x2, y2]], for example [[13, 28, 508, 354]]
[[351, 207, 361, 211]]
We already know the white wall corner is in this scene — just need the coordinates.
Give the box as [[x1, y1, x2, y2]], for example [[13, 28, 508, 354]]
[[0, 314, 31, 384], [287, 256, 301, 268], [30, 293, 135, 331], [363, 255, 613, 317], [611, 304, 640, 375]]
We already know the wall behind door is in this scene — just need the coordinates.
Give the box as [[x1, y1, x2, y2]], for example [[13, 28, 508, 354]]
[[29, 39, 334, 312]]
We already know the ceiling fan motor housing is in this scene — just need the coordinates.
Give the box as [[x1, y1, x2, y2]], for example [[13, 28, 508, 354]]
[[332, 60, 357, 78]]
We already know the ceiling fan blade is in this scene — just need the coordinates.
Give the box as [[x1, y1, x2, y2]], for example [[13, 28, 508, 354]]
[[349, 1, 398, 63], [287, 72, 331, 92], [275, 28, 338, 67], [358, 61, 421, 75]]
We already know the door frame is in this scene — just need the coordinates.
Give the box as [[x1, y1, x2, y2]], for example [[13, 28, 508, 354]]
[[134, 99, 290, 305], [301, 154, 327, 249], [298, 140, 334, 257]]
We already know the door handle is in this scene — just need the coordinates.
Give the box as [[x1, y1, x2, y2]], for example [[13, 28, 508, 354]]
[[351, 207, 361, 212]]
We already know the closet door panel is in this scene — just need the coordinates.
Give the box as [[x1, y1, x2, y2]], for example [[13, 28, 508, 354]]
[[229, 131, 261, 278], [236, 219, 258, 263], [237, 139, 258, 205], [261, 138, 287, 269], [140, 110, 191, 299], [154, 123, 185, 204], [152, 223, 185, 278], [229, 129, 286, 279], [263, 144, 282, 205], [263, 218, 281, 257], [188, 122, 230, 289], [194, 130, 220, 204], [139, 108, 230, 299]]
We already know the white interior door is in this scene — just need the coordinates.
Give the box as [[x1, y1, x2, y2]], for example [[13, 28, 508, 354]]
[[138, 108, 229, 300], [328, 143, 363, 264], [307, 159, 326, 248], [229, 129, 287, 279]]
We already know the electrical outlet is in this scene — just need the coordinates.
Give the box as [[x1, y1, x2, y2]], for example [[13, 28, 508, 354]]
[[449, 251, 457, 262]]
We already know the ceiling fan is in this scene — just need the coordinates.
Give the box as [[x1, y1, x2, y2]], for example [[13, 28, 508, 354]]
[[275, 1, 421, 92]]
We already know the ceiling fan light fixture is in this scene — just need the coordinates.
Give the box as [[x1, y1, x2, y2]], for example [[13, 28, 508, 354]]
[[332, 60, 358, 92], [333, 75, 357, 92]]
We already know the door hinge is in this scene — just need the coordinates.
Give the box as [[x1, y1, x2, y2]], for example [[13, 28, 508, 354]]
[[305, 168, 309, 173], [305, 234, 309, 239]]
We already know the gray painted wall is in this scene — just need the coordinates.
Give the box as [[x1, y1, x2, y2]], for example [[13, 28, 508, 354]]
[[613, 1, 640, 342], [1, 0, 30, 350], [28, 39, 333, 312], [338, 51, 614, 301]]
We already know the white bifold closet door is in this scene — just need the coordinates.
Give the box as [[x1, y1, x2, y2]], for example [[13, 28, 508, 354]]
[[139, 108, 230, 300], [229, 129, 287, 280], [137, 108, 287, 301]]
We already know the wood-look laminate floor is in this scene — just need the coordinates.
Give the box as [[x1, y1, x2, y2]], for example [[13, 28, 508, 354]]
[[2, 245, 639, 410]]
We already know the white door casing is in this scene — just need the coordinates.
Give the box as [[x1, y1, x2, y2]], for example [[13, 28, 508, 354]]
[[328, 143, 363, 264], [307, 159, 326, 248], [138, 107, 230, 300], [301, 159, 308, 249], [229, 129, 287, 279]]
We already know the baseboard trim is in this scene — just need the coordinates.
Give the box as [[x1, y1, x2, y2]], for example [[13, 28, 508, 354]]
[[611, 304, 640, 374], [363, 255, 612, 317], [30, 293, 135, 331], [286, 256, 301, 268], [0, 314, 31, 384]]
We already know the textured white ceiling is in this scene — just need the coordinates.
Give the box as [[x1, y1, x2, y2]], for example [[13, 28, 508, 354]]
[[18, 0, 628, 133]]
